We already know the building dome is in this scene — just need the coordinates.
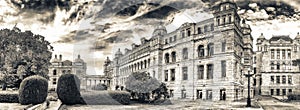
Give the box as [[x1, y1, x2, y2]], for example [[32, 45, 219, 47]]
[[152, 23, 167, 37], [258, 33, 265, 39]]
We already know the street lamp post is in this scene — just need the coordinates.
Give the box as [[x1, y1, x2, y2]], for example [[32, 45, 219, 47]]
[[244, 68, 254, 107]]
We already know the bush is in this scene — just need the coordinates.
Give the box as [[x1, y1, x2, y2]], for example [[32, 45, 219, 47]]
[[0, 92, 19, 103], [81, 91, 130, 105], [18, 75, 48, 105], [57, 74, 84, 105], [92, 84, 107, 91], [108, 91, 130, 105], [287, 94, 300, 100]]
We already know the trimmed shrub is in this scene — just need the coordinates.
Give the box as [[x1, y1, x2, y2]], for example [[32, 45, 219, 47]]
[[108, 91, 131, 105], [81, 91, 130, 105], [18, 75, 48, 105], [287, 94, 300, 100], [0, 92, 19, 103], [57, 74, 84, 105]]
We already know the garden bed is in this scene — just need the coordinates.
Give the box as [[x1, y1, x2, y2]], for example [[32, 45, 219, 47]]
[[0, 90, 19, 103], [80, 90, 131, 105]]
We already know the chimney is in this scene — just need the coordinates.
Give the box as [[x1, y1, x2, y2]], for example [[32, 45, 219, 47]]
[[78, 54, 81, 59], [54, 54, 57, 59], [59, 54, 62, 61]]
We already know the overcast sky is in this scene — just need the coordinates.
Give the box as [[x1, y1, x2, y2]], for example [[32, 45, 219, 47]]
[[0, 0, 299, 75]]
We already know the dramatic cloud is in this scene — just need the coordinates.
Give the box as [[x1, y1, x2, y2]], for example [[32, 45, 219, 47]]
[[0, 0, 299, 75]]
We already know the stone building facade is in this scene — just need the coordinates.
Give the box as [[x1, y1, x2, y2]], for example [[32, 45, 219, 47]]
[[48, 54, 87, 91], [112, 1, 254, 101], [256, 33, 300, 96], [48, 55, 113, 91]]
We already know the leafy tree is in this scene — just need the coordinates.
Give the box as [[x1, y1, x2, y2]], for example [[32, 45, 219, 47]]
[[125, 72, 168, 102], [0, 27, 53, 89]]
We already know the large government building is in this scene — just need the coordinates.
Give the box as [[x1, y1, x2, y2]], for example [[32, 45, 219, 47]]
[[111, 1, 254, 101], [255, 33, 300, 96]]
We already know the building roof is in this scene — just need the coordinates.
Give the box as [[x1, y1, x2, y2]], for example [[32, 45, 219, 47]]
[[269, 35, 292, 41]]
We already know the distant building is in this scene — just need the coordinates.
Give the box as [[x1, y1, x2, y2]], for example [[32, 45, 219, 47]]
[[48, 55, 113, 91], [112, 1, 254, 101], [256, 33, 300, 96], [48, 54, 87, 91]]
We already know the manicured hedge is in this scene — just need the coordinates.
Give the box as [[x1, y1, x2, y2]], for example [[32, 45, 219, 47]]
[[108, 91, 130, 105], [57, 74, 85, 105], [0, 92, 19, 103], [18, 75, 48, 105], [81, 91, 130, 105], [287, 94, 300, 100]]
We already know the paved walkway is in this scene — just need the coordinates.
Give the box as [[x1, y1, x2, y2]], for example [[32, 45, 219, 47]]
[[258, 96, 300, 110], [65, 99, 263, 110], [45, 100, 62, 110], [0, 103, 27, 110]]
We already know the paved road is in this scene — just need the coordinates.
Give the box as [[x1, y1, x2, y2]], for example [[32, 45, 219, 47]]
[[258, 96, 300, 110]]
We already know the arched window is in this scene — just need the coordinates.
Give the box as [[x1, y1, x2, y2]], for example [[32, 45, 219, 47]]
[[182, 48, 188, 59], [207, 43, 214, 56], [165, 53, 170, 63], [197, 45, 205, 57], [171, 51, 176, 62], [137, 63, 140, 70], [141, 62, 143, 69], [134, 64, 137, 71]]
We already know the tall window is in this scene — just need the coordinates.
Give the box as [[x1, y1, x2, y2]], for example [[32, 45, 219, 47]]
[[270, 89, 274, 95], [288, 75, 292, 84], [282, 75, 286, 84], [182, 48, 188, 59], [276, 63, 280, 70], [223, 15, 226, 24], [165, 39, 168, 44], [287, 49, 291, 59], [204, 25, 208, 32], [165, 53, 170, 63], [187, 29, 191, 36], [171, 69, 175, 81], [210, 24, 214, 31], [53, 69, 57, 75], [171, 51, 176, 62], [271, 76, 274, 83], [294, 45, 297, 51], [271, 49, 275, 59], [276, 76, 280, 84], [282, 50, 286, 59], [174, 35, 177, 41], [222, 41, 226, 52], [164, 70, 168, 82], [228, 14, 232, 23], [207, 64, 213, 79], [197, 65, 204, 79], [169, 37, 173, 43], [221, 61, 226, 77], [277, 50, 280, 59], [197, 45, 205, 57], [208, 43, 214, 56], [217, 17, 220, 25], [198, 27, 202, 34], [182, 67, 188, 80], [181, 31, 185, 38]]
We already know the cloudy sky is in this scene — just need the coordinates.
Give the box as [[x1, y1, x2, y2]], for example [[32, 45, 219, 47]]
[[0, 0, 299, 75]]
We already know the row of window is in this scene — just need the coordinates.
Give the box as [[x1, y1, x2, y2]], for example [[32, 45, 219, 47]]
[[270, 63, 292, 70], [164, 24, 215, 45], [164, 43, 226, 63], [119, 59, 151, 75], [270, 89, 292, 96], [52, 69, 71, 75], [164, 61, 227, 81], [270, 49, 291, 59], [216, 14, 232, 26], [270, 75, 292, 84]]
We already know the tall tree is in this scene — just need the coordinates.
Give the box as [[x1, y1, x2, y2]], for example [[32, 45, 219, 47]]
[[0, 27, 53, 81]]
